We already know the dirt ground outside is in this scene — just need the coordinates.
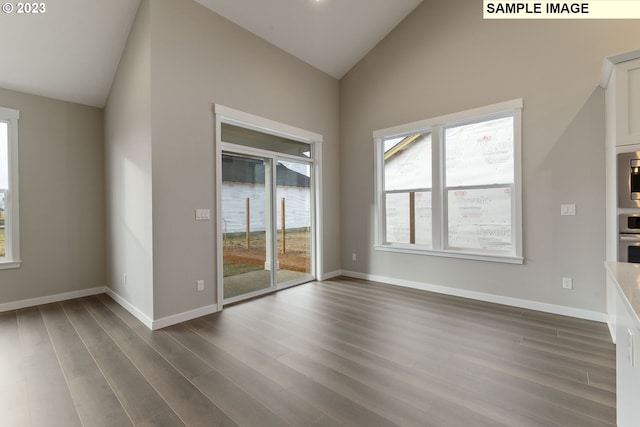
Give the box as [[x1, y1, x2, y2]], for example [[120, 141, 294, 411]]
[[223, 229, 311, 276]]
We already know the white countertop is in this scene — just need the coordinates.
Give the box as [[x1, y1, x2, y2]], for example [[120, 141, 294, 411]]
[[605, 261, 640, 328]]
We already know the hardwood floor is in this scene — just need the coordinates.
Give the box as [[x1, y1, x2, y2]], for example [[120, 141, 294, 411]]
[[0, 277, 616, 426]]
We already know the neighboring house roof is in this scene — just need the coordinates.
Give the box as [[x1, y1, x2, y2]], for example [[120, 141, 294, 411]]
[[384, 133, 425, 161], [222, 155, 310, 187]]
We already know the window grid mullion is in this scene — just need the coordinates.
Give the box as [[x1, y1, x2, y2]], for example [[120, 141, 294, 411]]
[[445, 183, 513, 191], [432, 125, 443, 251], [384, 188, 431, 195]]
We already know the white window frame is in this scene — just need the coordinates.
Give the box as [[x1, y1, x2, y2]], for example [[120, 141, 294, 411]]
[[0, 106, 20, 269], [374, 99, 523, 264]]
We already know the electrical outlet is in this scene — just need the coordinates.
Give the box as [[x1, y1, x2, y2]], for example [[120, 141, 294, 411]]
[[196, 280, 204, 292], [352, 253, 357, 261], [562, 277, 573, 289], [123, 274, 127, 286]]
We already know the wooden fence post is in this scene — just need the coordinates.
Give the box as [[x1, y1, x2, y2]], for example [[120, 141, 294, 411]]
[[281, 197, 286, 254], [409, 192, 416, 244], [245, 198, 250, 249]]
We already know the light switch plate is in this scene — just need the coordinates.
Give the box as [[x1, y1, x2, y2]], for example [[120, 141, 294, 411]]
[[560, 204, 576, 216], [195, 209, 211, 220]]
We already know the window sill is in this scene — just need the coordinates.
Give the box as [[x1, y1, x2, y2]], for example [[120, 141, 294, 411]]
[[0, 260, 22, 270], [375, 244, 524, 265]]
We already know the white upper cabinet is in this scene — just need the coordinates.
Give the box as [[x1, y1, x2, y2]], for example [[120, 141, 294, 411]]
[[602, 50, 640, 147], [615, 58, 640, 146]]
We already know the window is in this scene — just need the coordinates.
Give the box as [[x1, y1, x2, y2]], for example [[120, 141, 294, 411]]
[[0, 107, 20, 269], [374, 99, 523, 264], [383, 132, 433, 246]]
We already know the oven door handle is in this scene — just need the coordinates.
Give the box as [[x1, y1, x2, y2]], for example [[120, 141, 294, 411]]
[[620, 235, 640, 242]]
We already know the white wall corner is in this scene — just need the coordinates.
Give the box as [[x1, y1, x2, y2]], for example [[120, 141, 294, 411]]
[[104, 288, 154, 330]]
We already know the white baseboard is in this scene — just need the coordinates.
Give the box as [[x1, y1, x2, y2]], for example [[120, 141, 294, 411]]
[[104, 288, 155, 330], [607, 319, 616, 343], [105, 288, 219, 330], [320, 269, 343, 281], [1, 271, 605, 327], [0, 286, 106, 313], [338, 270, 608, 323], [151, 303, 219, 330]]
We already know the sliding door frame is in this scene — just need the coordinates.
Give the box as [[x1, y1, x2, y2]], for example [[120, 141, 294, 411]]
[[214, 105, 323, 308]]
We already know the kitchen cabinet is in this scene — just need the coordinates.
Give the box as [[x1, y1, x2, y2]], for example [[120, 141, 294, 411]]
[[605, 262, 640, 427], [602, 49, 640, 263], [615, 294, 640, 426], [603, 50, 640, 427], [603, 53, 640, 147]]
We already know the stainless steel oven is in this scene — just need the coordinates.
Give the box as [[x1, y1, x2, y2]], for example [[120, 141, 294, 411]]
[[619, 214, 640, 262], [618, 151, 640, 208]]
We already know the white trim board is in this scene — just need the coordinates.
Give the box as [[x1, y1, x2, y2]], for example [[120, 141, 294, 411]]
[[600, 48, 640, 89], [338, 270, 608, 323], [105, 288, 219, 331], [104, 288, 154, 330], [151, 304, 219, 330], [0, 287, 106, 313], [0, 286, 219, 331], [320, 270, 343, 281], [215, 104, 323, 144]]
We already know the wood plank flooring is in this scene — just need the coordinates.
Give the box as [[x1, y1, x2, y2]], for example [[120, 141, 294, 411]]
[[0, 277, 616, 426]]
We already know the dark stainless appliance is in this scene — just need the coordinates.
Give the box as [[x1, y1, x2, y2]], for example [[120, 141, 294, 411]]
[[618, 151, 640, 208], [619, 214, 640, 262]]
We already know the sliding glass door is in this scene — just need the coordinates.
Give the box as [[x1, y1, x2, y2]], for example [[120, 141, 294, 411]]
[[275, 159, 313, 286], [221, 153, 273, 300], [216, 111, 319, 305]]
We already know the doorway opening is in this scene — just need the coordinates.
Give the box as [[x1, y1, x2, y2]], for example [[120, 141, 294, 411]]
[[215, 106, 322, 306]]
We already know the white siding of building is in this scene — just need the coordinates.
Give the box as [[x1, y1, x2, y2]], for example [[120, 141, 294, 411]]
[[221, 182, 310, 234]]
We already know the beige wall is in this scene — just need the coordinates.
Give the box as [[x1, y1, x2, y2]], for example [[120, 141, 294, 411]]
[[104, 0, 154, 318], [0, 87, 104, 304], [149, 0, 340, 318], [104, 0, 341, 321], [340, 0, 640, 314], [9, 0, 631, 321]]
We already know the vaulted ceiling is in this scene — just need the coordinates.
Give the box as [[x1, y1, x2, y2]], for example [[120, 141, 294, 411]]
[[0, 0, 423, 107]]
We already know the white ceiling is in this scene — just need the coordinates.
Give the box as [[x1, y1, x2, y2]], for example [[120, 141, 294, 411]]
[[194, 0, 423, 79], [0, 0, 422, 108], [0, 0, 140, 108]]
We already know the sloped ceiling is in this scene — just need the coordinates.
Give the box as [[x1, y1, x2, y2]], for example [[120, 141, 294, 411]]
[[0, 0, 422, 107], [0, 0, 140, 107], [194, 0, 423, 79]]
